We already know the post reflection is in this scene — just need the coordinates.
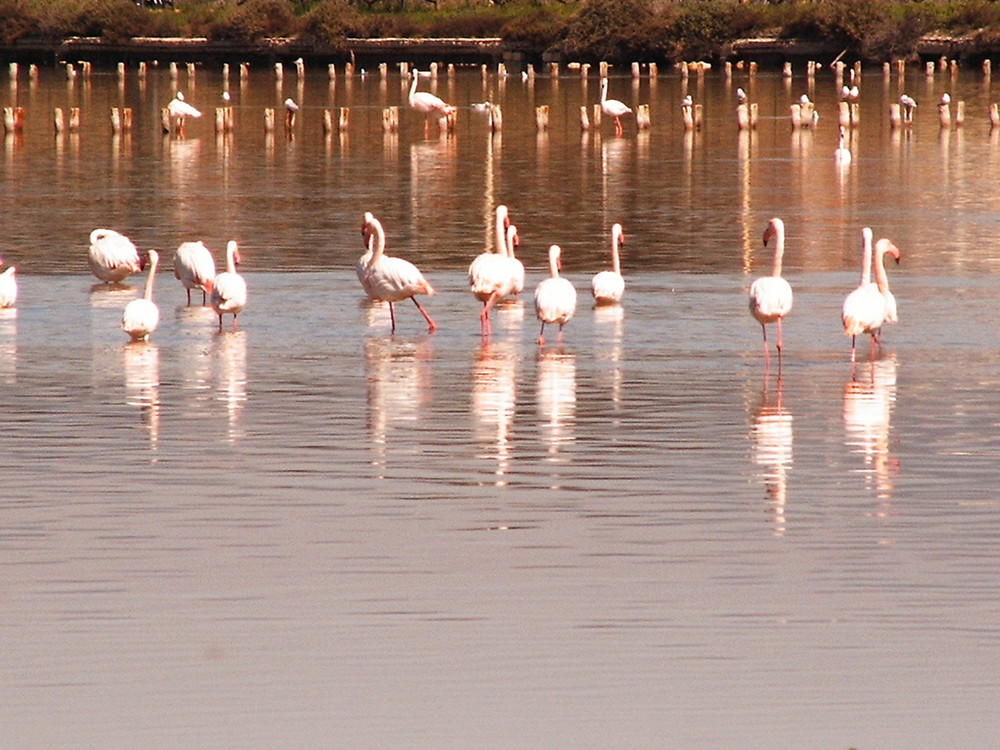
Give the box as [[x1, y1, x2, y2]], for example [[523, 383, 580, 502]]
[[536, 347, 576, 485], [213, 330, 247, 443], [750, 377, 793, 535], [844, 355, 899, 510], [123, 341, 160, 452], [472, 339, 518, 486], [365, 335, 432, 473]]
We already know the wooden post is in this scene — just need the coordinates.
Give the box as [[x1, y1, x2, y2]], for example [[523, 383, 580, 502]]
[[339, 107, 350, 132], [111, 107, 122, 134], [54, 107, 64, 134], [69, 107, 80, 132], [264, 107, 275, 133], [636, 103, 651, 130], [579, 105, 590, 131]]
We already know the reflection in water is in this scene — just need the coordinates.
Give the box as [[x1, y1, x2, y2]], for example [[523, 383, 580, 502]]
[[750, 378, 793, 536], [365, 335, 432, 473], [844, 356, 899, 511], [593, 304, 624, 407], [536, 348, 576, 486], [472, 339, 518, 486], [0, 307, 16, 383], [176, 305, 216, 403], [213, 330, 247, 443], [123, 341, 160, 452], [89, 282, 138, 308]]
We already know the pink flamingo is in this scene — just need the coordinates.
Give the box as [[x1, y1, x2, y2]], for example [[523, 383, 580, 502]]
[[591, 223, 625, 305], [842, 228, 899, 363], [534, 244, 577, 345], [173, 240, 216, 306], [601, 78, 633, 136], [210, 241, 247, 331], [749, 217, 794, 368], [408, 71, 455, 135], [88, 228, 144, 284], [469, 205, 515, 335], [361, 212, 436, 334]]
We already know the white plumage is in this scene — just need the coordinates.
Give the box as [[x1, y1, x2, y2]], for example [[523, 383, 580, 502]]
[[211, 240, 247, 331], [88, 228, 144, 283], [408, 71, 455, 133], [361, 212, 436, 333], [469, 205, 517, 335], [835, 125, 852, 166], [600, 78, 632, 136], [591, 223, 626, 305], [749, 217, 794, 367], [122, 249, 160, 341], [173, 240, 216, 306], [0, 262, 16, 308], [842, 227, 894, 363], [534, 244, 577, 345]]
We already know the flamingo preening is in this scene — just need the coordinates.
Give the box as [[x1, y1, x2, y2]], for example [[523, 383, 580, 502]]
[[88, 228, 144, 284], [173, 241, 216, 306]]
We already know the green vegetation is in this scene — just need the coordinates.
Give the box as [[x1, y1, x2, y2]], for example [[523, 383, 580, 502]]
[[2, 0, 1000, 63]]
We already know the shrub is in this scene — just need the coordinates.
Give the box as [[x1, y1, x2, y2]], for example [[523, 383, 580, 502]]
[[562, 0, 657, 62], [502, 8, 571, 53], [301, 0, 362, 49], [208, 0, 298, 41]]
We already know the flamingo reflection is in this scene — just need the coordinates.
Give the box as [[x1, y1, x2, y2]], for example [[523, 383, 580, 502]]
[[124, 341, 160, 451], [365, 336, 432, 473], [536, 348, 576, 484], [213, 329, 247, 443], [472, 339, 518, 485], [0, 306, 16, 383], [593, 304, 624, 407], [750, 378, 793, 536], [844, 356, 899, 510]]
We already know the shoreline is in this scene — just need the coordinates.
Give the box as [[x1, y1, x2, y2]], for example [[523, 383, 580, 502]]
[[0, 34, 992, 71]]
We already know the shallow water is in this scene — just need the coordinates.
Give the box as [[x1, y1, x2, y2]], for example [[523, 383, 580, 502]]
[[3, 64, 1000, 748]]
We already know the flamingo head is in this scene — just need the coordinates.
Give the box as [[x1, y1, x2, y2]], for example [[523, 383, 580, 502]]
[[227, 240, 241, 266], [763, 217, 783, 247], [876, 238, 901, 265], [612, 223, 625, 246]]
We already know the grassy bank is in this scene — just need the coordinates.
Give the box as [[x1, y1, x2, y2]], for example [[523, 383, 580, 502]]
[[3, 0, 1000, 64]]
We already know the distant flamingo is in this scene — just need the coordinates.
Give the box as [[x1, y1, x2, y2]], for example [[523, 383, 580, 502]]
[[835, 125, 852, 166], [173, 240, 216, 306], [88, 228, 144, 283], [211, 240, 247, 331], [0, 260, 16, 308], [600, 78, 632, 136], [749, 217, 794, 368], [361, 212, 436, 334], [469, 204, 515, 335], [408, 70, 455, 134], [591, 223, 625, 305], [842, 227, 892, 363], [534, 244, 577, 345], [166, 91, 202, 134], [122, 249, 160, 341]]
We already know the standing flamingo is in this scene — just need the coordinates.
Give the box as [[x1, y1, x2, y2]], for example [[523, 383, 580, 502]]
[[356, 228, 382, 302], [211, 240, 247, 331], [408, 70, 455, 134], [361, 212, 436, 334], [166, 91, 202, 135], [469, 205, 516, 335], [122, 250, 160, 341], [0, 260, 16, 308], [173, 240, 216, 306], [842, 227, 892, 363], [88, 228, 144, 283], [749, 217, 794, 369], [600, 78, 632, 136], [591, 223, 626, 305], [505, 221, 525, 297], [534, 244, 577, 345]]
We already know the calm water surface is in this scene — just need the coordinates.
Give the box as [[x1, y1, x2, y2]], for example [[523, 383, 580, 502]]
[[3, 63, 1000, 748]]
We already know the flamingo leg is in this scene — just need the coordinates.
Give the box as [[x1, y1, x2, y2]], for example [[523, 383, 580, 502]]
[[217, 313, 224, 332], [231, 313, 239, 331], [615, 117, 623, 136], [760, 323, 771, 368], [537, 321, 546, 345], [388, 302, 396, 333], [201, 289, 207, 306], [481, 292, 500, 336], [850, 335, 858, 363], [185, 288, 192, 306], [411, 296, 436, 333]]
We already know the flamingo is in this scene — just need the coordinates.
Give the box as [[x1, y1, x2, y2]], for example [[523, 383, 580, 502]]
[[469, 206, 515, 335], [356, 230, 382, 302], [0, 260, 16, 308], [842, 227, 891, 363], [173, 240, 216, 306], [88, 228, 144, 283], [600, 78, 632, 136], [211, 240, 247, 331], [122, 249, 160, 342], [166, 91, 202, 134], [900, 94, 917, 123], [534, 244, 577, 345], [749, 217, 794, 368], [505, 221, 525, 297], [591, 223, 626, 305], [408, 70, 455, 134], [874, 237, 901, 326], [835, 125, 852, 166], [361, 212, 436, 334]]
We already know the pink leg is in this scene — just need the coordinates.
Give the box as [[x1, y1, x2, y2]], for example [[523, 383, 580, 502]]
[[850, 335, 857, 363], [388, 302, 396, 333], [480, 293, 499, 336], [760, 323, 771, 368], [411, 297, 436, 333], [775, 317, 784, 370], [537, 321, 546, 345]]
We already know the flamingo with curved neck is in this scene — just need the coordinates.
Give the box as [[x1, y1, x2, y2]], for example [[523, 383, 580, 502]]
[[600, 78, 632, 136], [591, 223, 626, 305], [362, 212, 436, 334], [873, 237, 901, 325], [211, 241, 247, 331], [409, 71, 455, 135], [842, 227, 891, 363], [749, 217, 794, 369]]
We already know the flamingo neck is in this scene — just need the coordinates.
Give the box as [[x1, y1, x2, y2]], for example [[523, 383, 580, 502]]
[[873, 244, 892, 294], [770, 224, 784, 277], [548, 247, 560, 278], [860, 230, 873, 286], [600, 79, 608, 104], [506, 226, 518, 259], [368, 219, 386, 264], [144, 254, 158, 300], [409, 72, 418, 103], [611, 227, 622, 274], [494, 206, 507, 255]]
